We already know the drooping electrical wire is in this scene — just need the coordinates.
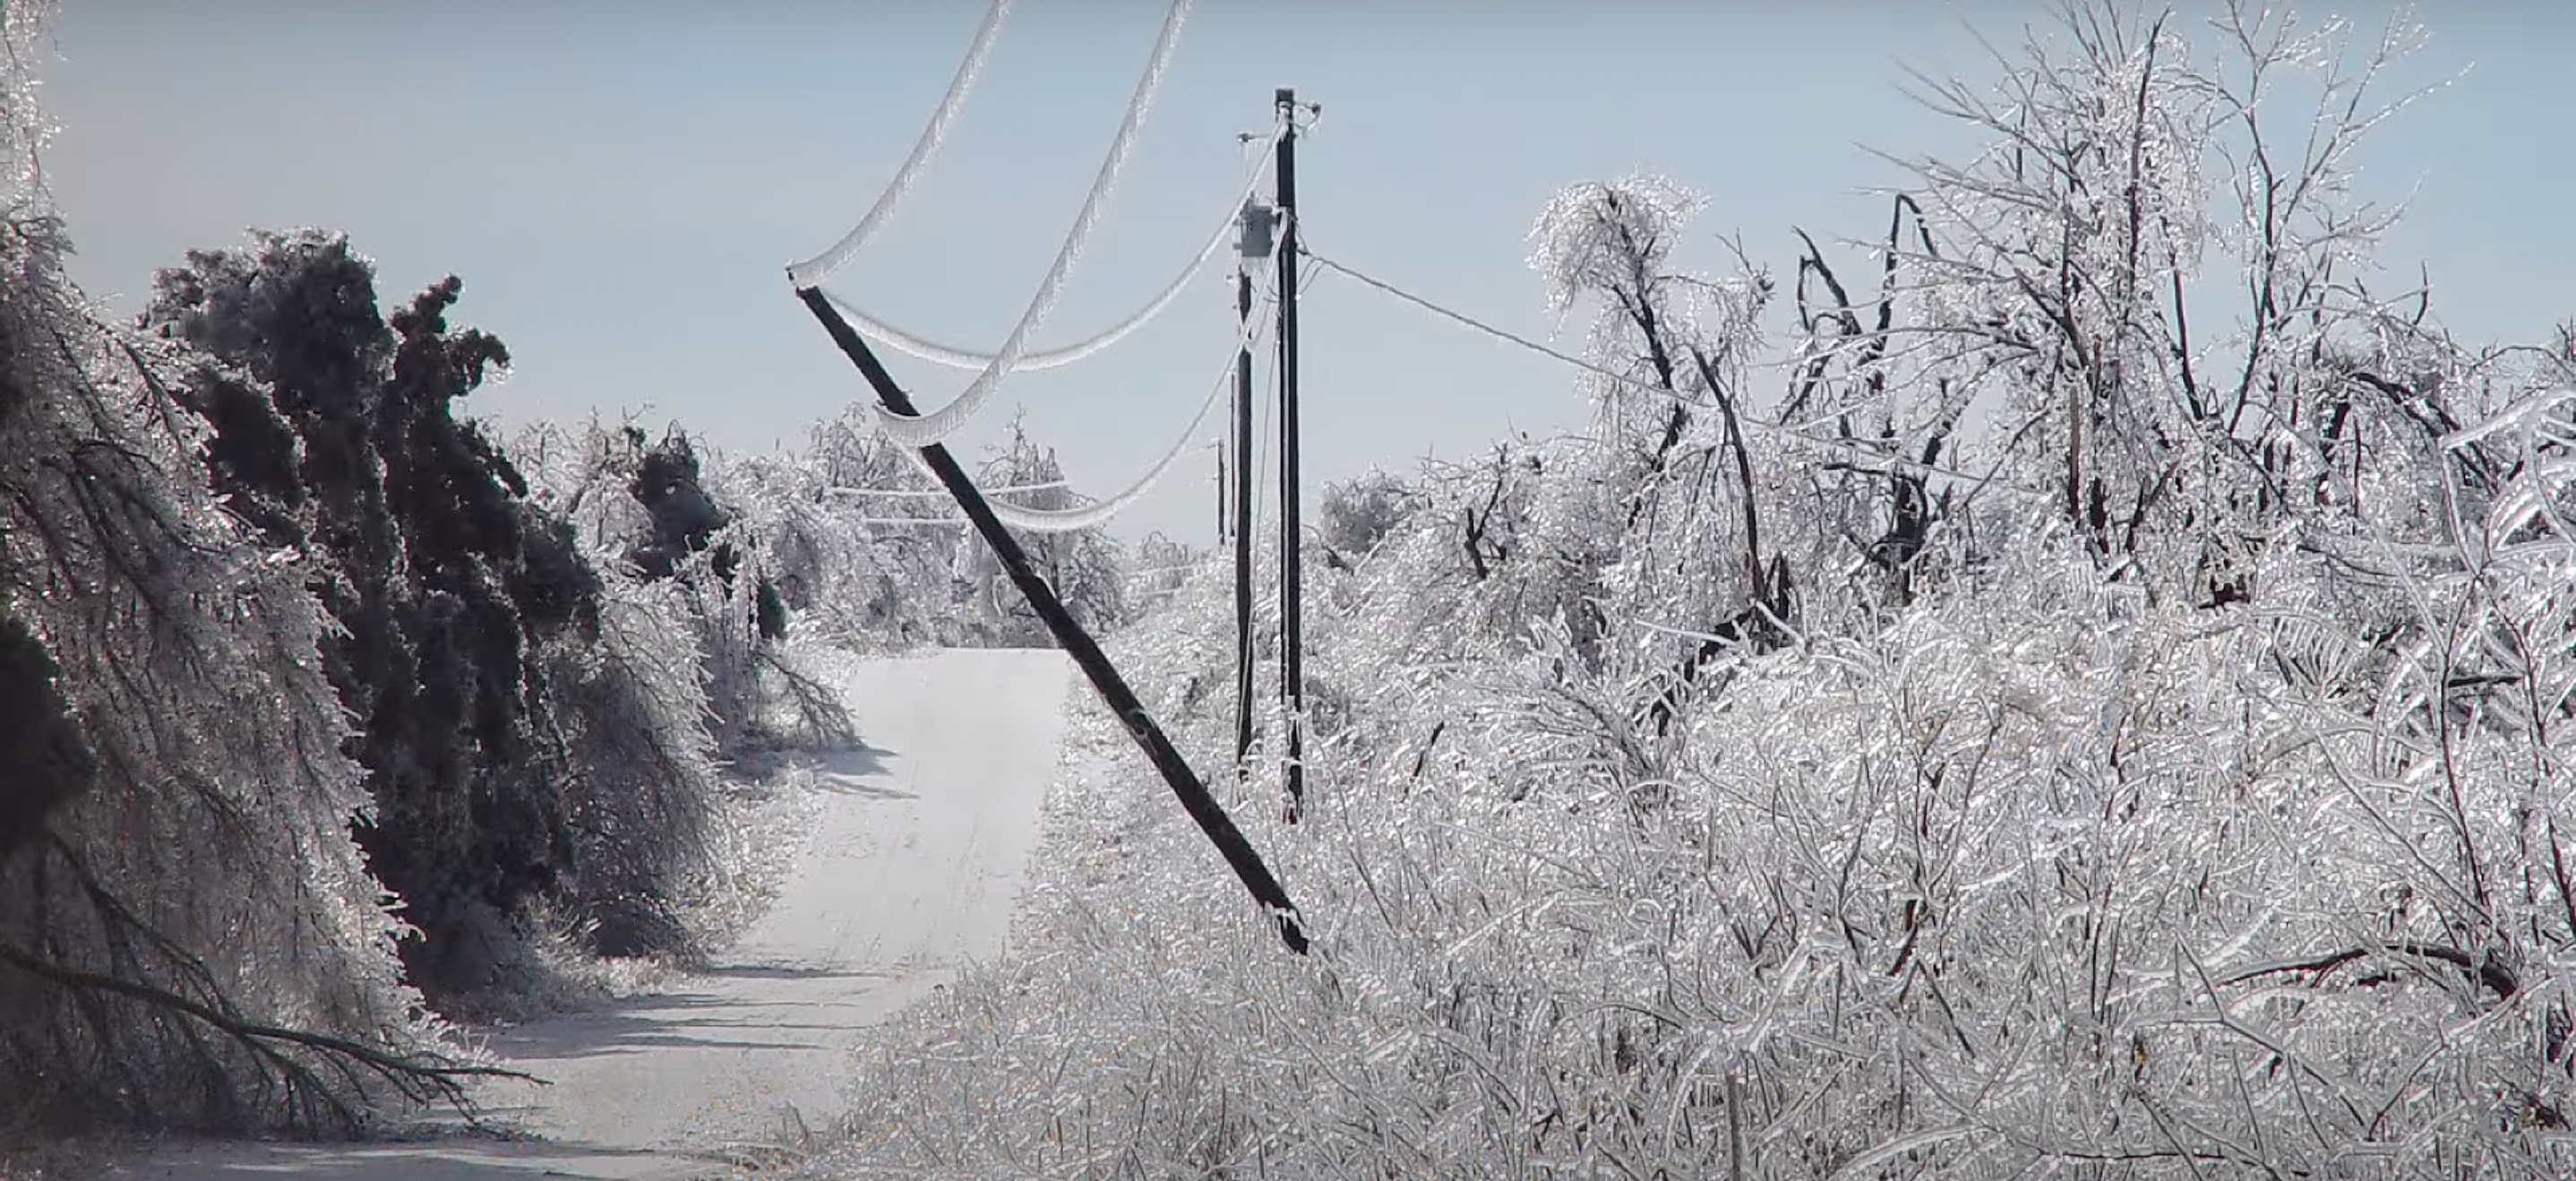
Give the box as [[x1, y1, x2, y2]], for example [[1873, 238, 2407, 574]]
[[869, 0, 1199, 449], [822, 130, 1279, 374], [826, 480, 1068, 499], [1301, 242, 2052, 500], [786, 0, 1015, 290], [1303, 246, 1686, 404], [898, 236, 1283, 533]]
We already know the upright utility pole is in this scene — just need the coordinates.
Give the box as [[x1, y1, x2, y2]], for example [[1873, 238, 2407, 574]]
[[1273, 88, 1305, 823], [1211, 437, 1227, 542], [1233, 197, 1268, 780]]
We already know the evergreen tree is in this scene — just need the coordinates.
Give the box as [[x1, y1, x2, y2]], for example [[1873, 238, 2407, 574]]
[[145, 230, 614, 996]]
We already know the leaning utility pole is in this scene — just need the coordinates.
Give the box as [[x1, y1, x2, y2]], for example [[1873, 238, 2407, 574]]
[[1233, 196, 1270, 781], [792, 286, 1308, 955], [1273, 87, 1306, 824]]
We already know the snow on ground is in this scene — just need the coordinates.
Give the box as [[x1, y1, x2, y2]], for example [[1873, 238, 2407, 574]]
[[108, 648, 1075, 1181]]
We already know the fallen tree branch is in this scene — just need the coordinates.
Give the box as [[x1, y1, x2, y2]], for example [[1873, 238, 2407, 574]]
[[2222, 940, 2517, 1002], [0, 937, 534, 1134]]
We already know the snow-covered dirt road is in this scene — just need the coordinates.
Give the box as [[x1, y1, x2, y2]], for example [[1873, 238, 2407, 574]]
[[115, 648, 1075, 1181]]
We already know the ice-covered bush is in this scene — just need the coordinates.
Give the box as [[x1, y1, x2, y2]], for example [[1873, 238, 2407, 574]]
[[808, 3, 2576, 1177], [0, 9, 469, 1126]]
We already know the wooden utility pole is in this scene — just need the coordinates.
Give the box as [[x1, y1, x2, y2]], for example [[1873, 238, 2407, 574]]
[[1233, 197, 1268, 780], [1274, 87, 1305, 824], [792, 286, 1309, 955], [1211, 437, 1227, 542]]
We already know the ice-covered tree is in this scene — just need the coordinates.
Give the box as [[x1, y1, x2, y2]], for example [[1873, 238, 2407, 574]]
[[1876, 4, 2477, 604], [950, 411, 1131, 645], [144, 231, 590, 996], [1, 5, 474, 1127], [142, 231, 746, 994]]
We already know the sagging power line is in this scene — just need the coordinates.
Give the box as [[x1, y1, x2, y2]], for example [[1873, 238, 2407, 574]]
[[891, 234, 1282, 534], [1301, 245, 2052, 502], [794, 289, 1309, 954], [823, 138, 1276, 375], [785, 5, 1317, 953], [860, 0, 1198, 449], [786, 0, 1016, 290]]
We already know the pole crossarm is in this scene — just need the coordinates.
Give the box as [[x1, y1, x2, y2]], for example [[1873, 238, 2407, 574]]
[[792, 283, 1310, 956]]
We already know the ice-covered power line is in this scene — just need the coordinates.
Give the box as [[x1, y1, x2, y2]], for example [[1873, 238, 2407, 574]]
[[898, 237, 1284, 534], [822, 133, 1279, 374], [826, 480, 1068, 499], [866, 0, 1199, 449], [786, 0, 1015, 289], [1302, 246, 1687, 406], [1301, 244, 2049, 499]]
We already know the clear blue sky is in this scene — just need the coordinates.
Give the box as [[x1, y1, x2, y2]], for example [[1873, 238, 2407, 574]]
[[37, 1, 2572, 545]]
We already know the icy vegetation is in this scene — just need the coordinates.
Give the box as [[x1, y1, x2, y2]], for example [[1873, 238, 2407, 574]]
[[6, 0, 2572, 1173], [0, 13, 468, 1134], [624, 407, 1140, 651], [805, 5, 2576, 1178], [0, 0, 1138, 1144]]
